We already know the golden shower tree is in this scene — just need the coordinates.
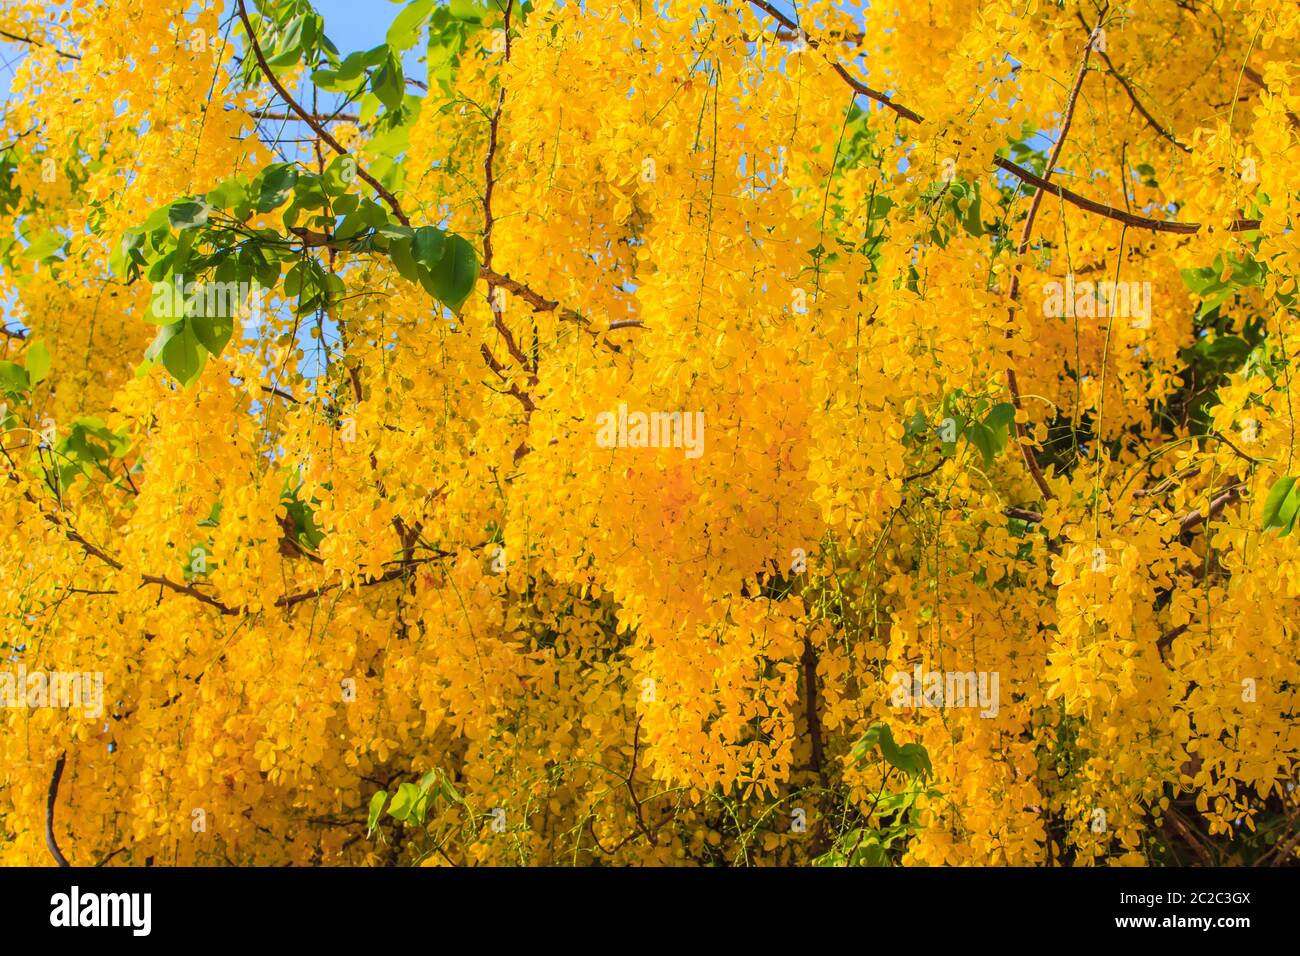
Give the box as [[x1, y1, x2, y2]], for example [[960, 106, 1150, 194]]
[[0, 0, 1297, 865]]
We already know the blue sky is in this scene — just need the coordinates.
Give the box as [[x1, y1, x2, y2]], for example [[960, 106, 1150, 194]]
[[315, 0, 404, 49]]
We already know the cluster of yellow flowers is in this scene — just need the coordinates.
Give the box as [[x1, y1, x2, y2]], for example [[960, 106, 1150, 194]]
[[0, 0, 1296, 865]]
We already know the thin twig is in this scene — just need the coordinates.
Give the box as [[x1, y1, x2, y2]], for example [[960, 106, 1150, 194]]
[[1003, 5, 1111, 502], [1075, 11, 1191, 153]]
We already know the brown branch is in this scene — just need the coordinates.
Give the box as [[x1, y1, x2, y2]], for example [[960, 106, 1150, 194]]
[[801, 638, 827, 787], [1075, 11, 1191, 153], [1164, 805, 1215, 866], [902, 459, 945, 482], [993, 157, 1260, 234], [290, 229, 632, 343], [800, 637, 831, 855], [746, 0, 921, 122], [46, 751, 70, 867], [235, 0, 409, 227], [1177, 483, 1244, 539], [1134, 465, 1204, 498], [480, 342, 537, 412], [140, 574, 240, 615], [260, 384, 300, 404], [2, 444, 232, 616], [480, 0, 534, 383], [764, 27, 865, 44], [239, 0, 589, 436], [1156, 622, 1188, 660], [274, 557, 444, 609], [625, 717, 658, 846], [1265, 818, 1300, 865], [1004, 506, 1045, 523], [243, 109, 360, 123], [0, 28, 79, 59], [746, 0, 1263, 237]]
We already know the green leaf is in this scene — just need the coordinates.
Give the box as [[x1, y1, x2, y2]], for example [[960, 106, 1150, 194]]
[[316, 45, 388, 90], [449, 0, 487, 22], [334, 209, 370, 240], [966, 422, 999, 467], [24, 339, 51, 385], [206, 177, 249, 210], [388, 0, 434, 50], [257, 163, 299, 213], [160, 319, 206, 387], [291, 172, 329, 210], [110, 229, 144, 279], [1263, 476, 1294, 530], [852, 836, 888, 867], [440, 776, 463, 803], [190, 313, 235, 358], [418, 769, 441, 795], [388, 236, 421, 283], [852, 722, 933, 779], [168, 199, 211, 231], [375, 222, 414, 242], [412, 225, 446, 268], [198, 500, 224, 528], [425, 233, 477, 310], [959, 184, 983, 237], [372, 52, 405, 111], [903, 409, 928, 439], [322, 154, 358, 197], [367, 791, 388, 835], [141, 205, 173, 234], [21, 229, 65, 262], [0, 361, 29, 395], [985, 402, 1016, 434], [267, 14, 307, 68], [282, 486, 326, 550], [1280, 489, 1300, 537], [889, 741, 934, 778], [387, 781, 422, 822]]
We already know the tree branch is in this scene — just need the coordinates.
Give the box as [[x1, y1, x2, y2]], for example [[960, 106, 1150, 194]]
[[1177, 483, 1244, 540], [1002, 5, 1111, 502], [745, 0, 1263, 237], [235, 0, 409, 227], [0, 28, 79, 60], [1074, 11, 1191, 153], [992, 158, 1259, 234], [46, 751, 71, 867], [746, 0, 921, 122]]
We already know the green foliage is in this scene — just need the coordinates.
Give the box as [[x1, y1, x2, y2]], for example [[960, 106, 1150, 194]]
[[851, 722, 933, 779], [371, 767, 464, 833], [124, 149, 480, 386], [48, 417, 131, 489], [281, 479, 326, 551], [1181, 253, 1266, 320], [812, 724, 935, 866], [1262, 475, 1300, 536]]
